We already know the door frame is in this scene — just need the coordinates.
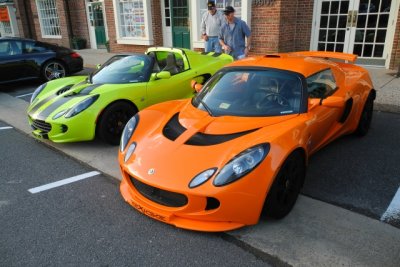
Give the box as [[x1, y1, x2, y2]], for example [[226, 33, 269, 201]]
[[310, 0, 400, 68], [85, 0, 109, 49], [161, 0, 191, 49]]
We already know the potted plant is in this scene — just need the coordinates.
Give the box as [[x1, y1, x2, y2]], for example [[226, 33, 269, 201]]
[[105, 40, 110, 52], [71, 37, 87, 50]]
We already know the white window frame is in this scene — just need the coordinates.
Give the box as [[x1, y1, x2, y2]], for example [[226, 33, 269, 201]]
[[191, 0, 251, 49], [35, 0, 61, 39], [112, 0, 154, 46]]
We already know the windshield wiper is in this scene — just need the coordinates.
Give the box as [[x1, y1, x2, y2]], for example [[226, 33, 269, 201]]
[[199, 99, 214, 117]]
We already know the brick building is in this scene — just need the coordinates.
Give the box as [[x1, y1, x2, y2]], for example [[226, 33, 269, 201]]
[[1, 0, 399, 69]]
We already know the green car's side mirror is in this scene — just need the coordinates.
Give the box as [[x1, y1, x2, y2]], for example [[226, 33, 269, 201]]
[[96, 64, 102, 69], [156, 71, 171, 80]]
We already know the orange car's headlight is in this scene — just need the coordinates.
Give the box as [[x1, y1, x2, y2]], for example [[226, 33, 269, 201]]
[[213, 143, 270, 187], [120, 114, 139, 152], [189, 168, 217, 188]]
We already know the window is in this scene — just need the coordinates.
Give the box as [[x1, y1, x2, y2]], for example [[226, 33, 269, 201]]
[[36, 0, 61, 38], [0, 41, 22, 56], [23, 41, 49, 54], [113, 0, 153, 45], [306, 69, 337, 98]]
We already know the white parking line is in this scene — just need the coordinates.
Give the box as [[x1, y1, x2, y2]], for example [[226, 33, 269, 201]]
[[28, 171, 101, 194], [0, 126, 13, 130], [16, 92, 34, 98], [381, 186, 400, 222]]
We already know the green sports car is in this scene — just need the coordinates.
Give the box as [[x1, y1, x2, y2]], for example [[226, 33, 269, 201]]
[[27, 47, 233, 144]]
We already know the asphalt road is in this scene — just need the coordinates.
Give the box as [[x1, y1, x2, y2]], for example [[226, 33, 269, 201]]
[[0, 122, 269, 266], [1, 75, 399, 229], [303, 111, 400, 228]]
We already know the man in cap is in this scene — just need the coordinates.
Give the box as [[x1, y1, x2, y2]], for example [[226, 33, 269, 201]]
[[200, 1, 224, 53], [219, 6, 252, 60]]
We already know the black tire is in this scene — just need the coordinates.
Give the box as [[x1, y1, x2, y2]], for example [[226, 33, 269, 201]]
[[97, 102, 137, 145], [355, 92, 374, 136], [42, 60, 67, 81], [262, 151, 306, 219]]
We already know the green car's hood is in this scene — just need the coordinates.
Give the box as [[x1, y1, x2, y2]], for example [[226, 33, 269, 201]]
[[28, 76, 136, 121]]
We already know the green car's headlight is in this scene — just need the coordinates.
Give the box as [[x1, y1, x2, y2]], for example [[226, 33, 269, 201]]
[[64, 95, 99, 118], [213, 144, 270, 187], [120, 114, 139, 152], [30, 83, 47, 104]]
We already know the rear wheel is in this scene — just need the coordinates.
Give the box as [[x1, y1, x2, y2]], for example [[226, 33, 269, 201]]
[[42, 60, 66, 81], [97, 102, 137, 145], [355, 91, 375, 136], [262, 151, 306, 219]]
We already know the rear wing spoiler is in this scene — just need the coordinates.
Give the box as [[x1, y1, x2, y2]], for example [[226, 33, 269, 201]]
[[291, 51, 357, 63]]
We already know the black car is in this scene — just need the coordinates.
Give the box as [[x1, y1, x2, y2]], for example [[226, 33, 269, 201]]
[[0, 37, 83, 84]]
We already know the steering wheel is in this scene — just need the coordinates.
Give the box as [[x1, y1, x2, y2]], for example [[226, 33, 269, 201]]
[[256, 93, 290, 109]]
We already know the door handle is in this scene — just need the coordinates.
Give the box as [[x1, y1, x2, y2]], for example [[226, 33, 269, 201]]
[[346, 10, 353, 28], [352, 11, 358, 27]]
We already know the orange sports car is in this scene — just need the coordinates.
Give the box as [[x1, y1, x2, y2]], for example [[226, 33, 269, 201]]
[[118, 51, 376, 232]]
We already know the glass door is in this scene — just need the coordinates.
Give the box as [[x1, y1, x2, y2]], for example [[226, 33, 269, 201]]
[[312, 0, 397, 66]]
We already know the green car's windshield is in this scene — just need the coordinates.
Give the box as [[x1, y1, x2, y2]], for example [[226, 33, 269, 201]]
[[92, 55, 152, 84], [192, 69, 303, 117]]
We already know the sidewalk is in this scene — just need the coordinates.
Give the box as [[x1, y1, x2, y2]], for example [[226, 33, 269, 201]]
[[76, 48, 400, 113]]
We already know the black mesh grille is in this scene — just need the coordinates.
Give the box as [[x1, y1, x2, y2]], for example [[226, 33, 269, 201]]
[[31, 118, 52, 133], [162, 113, 186, 141], [129, 175, 188, 208]]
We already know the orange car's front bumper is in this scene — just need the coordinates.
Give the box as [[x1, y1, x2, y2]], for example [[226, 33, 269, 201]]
[[119, 165, 272, 232]]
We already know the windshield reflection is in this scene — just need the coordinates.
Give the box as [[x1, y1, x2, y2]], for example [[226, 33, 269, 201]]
[[92, 55, 152, 84], [193, 69, 303, 117]]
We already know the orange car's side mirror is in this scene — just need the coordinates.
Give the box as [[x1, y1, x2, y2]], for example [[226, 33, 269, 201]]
[[191, 80, 203, 93], [321, 96, 345, 108]]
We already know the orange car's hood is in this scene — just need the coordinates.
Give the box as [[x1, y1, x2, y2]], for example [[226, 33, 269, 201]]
[[122, 100, 298, 191], [178, 101, 297, 135]]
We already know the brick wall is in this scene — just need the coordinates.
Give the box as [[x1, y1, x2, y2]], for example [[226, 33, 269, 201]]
[[105, 0, 164, 53], [250, 0, 313, 55], [250, 2, 281, 54], [294, 0, 314, 51], [13, 0, 36, 39], [67, 0, 90, 46]]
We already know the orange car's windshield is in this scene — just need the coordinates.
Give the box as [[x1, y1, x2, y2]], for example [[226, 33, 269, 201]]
[[193, 69, 303, 117]]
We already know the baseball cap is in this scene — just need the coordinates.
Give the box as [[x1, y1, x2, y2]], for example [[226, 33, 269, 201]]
[[207, 1, 215, 10], [223, 6, 235, 15]]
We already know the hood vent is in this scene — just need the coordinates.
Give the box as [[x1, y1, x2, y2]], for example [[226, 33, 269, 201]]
[[185, 129, 258, 146], [56, 85, 74, 95], [163, 113, 186, 141], [163, 112, 258, 146]]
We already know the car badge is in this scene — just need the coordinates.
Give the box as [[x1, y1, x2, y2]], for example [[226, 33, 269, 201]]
[[148, 168, 155, 175]]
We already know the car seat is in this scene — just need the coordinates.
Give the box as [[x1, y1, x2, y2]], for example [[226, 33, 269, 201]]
[[162, 53, 180, 75]]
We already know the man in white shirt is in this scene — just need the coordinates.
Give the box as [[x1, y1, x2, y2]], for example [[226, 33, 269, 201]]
[[200, 1, 224, 53]]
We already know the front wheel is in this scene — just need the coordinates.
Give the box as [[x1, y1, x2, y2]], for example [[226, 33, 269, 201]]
[[97, 102, 137, 145], [42, 60, 66, 81], [262, 151, 306, 219]]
